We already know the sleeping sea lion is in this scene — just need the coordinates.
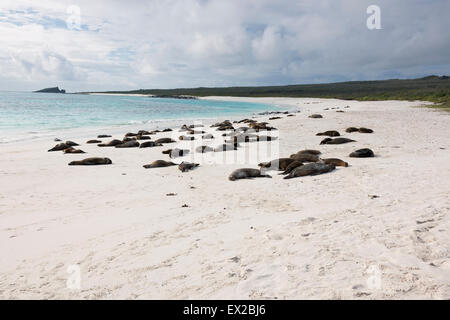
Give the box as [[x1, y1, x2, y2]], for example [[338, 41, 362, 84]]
[[349, 148, 374, 158], [115, 140, 140, 148], [179, 135, 195, 141], [316, 130, 340, 137], [124, 132, 138, 137], [320, 137, 355, 145], [258, 158, 296, 171], [68, 157, 112, 166], [345, 127, 359, 133], [215, 143, 239, 152], [155, 138, 176, 144], [97, 134, 111, 138], [188, 124, 204, 128], [284, 163, 335, 179], [290, 153, 320, 162], [308, 114, 323, 118], [162, 128, 173, 132], [162, 148, 189, 158], [280, 160, 303, 175], [143, 160, 177, 168], [358, 127, 374, 133], [228, 168, 272, 181], [196, 145, 214, 153], [65, 141, 79, 147], [139, 141, 162, 148], [63, 147, 86, 154], [86, 139, 102, 144], [98, 139, 123, 147], [48, 143, 71, 152], [178, 162, 199, 172], [321, 158, 348, 167], [295, 149, 321, 155], [136, 135, 151, 140], [137, 130, 151, 135], [269, 116, 282, 120]]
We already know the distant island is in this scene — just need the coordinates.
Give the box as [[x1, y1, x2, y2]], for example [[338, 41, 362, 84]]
[[34, 87, 66, 94]]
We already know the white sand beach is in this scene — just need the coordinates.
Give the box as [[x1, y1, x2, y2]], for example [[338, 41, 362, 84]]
[[0, 97, 449, 299]]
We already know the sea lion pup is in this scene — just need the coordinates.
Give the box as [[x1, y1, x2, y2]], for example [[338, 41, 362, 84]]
[[258, 158, 296, 171], [345, 127, 359, 133], [308, 114, 323, 118], [321, 158, 348, 167], [48, 143, 71, 152], [283, 163, 335, 179], [97, 134, 111, 138], [139, 141, 163, 148], [269, 116, 282, 120], [320, 137, 356, 145], [162, 128, 173, 132], [54, 138, 62, 142], [280, 160, 304, 175], [162, 148, 189, 158], [256, 135, 278, 142], [63, 147, 86, 154], [115, 140, 140, 148], [143, 160, 176, 168], [86, 139, 102, 144], [155, 138, 176, 144], [290, 152, 320, 162], [316, 130, 340, 137], [68, 157, 112, 166], [98, 139, 123, 147], [178, 161, 200, 172], [349, 148, 374, 158], [179, 135, 195, 141], [358, 127, 374, 133], [202, 133, 214, 139], [228, 168, 272, 181], [196, 145, 214, 153]]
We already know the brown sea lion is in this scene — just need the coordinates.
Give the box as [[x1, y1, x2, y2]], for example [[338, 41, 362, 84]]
[[162, 148, 189, 158], [228, 168, 272, 181], [215, 143, 239, 152], [349, 148, 374, 158], [287, 114, 295, 117], [162, 128, 173, 132], [122, 137, 137, 142], [358, 127, 374, 133], [98, 139, 123, 147], [320, 137, 355, 145], [139, 141, 162, 148], [48, 143, 71, 152], [295, 149, 322, 155], [63, 147, 86, 154], [155, 138, 176, 144], [269, 116, 282, 120], [316, 130, 340, 137], [211, 120, 232, 128], [65, 141, 79, 147], [345, 127, 359, 133], [280, 160, 304, 175], [308, 114, 323, 118], [136, 135, 151, 140], [202, 133, 214, 139], [258, 158, 296, 171], [86, 139, 102, 144], [196, 145, 214, 153], [97, 135, 111, 138], [68, 157, 112, 166], [178, 162, 199, 172], [115, 140, 140, 148], [321, 158, 348, 167], [179, 135, 195, 141], [284, 163, 335, 179], [143, 160, 176, 168], [290, 153, 320, 162], [137, 130, 151, 135], [216, 125, 235, 131], [124, 132, 138, 137]]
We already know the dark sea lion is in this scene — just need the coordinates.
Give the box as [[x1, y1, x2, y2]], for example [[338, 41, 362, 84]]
[[125, 132, 138, 137], [256, 135, 278, 142], [196, 145, 214, 153], [349, 148, 374, 158], [63, 147, 86, 154], [98, 139, 123, 147], [287, 114, 295, 117], [137, 130, 151, 135], [180, 124, 189, 131], [320, 137, 355, 145], [358, 127, 374, 133], [162, 128, 173, 132], [269, 116, 282, 120], [202, 133, 214, 139], [139, 141, 162, 148], [316, 130, 340, 137], [143, 160, 176, 168], [86, 139, 102, 144], [321, 158, 348, 167], [162, 148, 189, 158], [280, 160, 303, 175], [136, 135, 151, 140], [122, 137, 137, 142], [284, 163, 335, 179], [336, 110, 345, 113], [65, 141, 79, 146], [345, 127, 359, 133], [179, 135, 195, 141], [178, 162, 199, 172], [216, 125, 235, 131], [155, 138, 176, 144], [48, 143, 71, 152], [308, 114, 323, 118], [290, 153, 320, 162], [215, 143, 239, 152], [97, 134, 111, 138], [115, 140, 140, 148], [258, 158, 296, 171], [211, 120, 232, 128], [228, 168, 272, 181], [54, 138, 62, 142], [68, 157, 112, 166], [295, 149, 322, 155]]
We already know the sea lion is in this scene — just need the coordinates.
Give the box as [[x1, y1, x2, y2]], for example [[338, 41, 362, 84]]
[[139, 141, 163, 148], [280, 160, 304, 175], [256, 135, 278, 142], [137, 130, 151, 135], [98, 139, 123, 147], [48, 143, 71, 152], [115, 140, 140, 148], [136, 135, 151, 140], [54, 138, 62, 142], [63, 147, 86, 154], [155, 138, 176, 144], [345, 127, 359, 133], [308, 114, 323, 118], [216, 125, 235, 131], [316, 130, 340, 137], [178, 162, 199, 172], [162, 128, 173, 132], [162, 148, 189, 158], [321, 158, 348, 167], [211, 120, 232, 128], [349, 148, 374, 158], [188, 124, 204, 128], [196, 145, 214, 153], [320, 137, 355, 145], [86, 139, 102, 144], [284, 163, 335, 179], [215, 143, 238, 152], [295, 149, 322, 155], [122, 137, 137, 142], [143, 160, 176, 168], [290, 153, 320, 162], [179, 135, 195, 141], [228, 168, 272, 181], [187, 129, 206, 135], [65, 141, 79, 147], [97, 134, 111, 138], [202, 133, 214, 139], [358, 127, 374, 133], [258, 158, 296, 171], [269, 116, 282, 120], [124, 132, 138, 137], [68, 157, 112, 166], [180, 124, 189, 131], [287, 114, 295, 117]]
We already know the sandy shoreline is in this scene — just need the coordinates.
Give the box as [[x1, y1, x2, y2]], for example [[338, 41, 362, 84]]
[[0, 97, 449, 299]]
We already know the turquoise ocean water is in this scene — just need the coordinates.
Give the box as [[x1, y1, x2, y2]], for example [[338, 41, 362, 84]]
[[0, 92, 280, 143]]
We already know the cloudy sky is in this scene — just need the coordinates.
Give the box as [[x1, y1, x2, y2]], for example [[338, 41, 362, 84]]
[[1, 0, 449, 92]]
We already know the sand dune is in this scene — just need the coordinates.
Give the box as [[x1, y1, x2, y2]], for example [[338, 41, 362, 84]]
[[0, 97, 449, 299]]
